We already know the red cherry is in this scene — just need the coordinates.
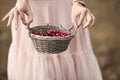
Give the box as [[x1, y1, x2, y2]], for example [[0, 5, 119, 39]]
[[32, 29, 70, 37], [64, 33, 69, 36], [55, 33, 60, 36], [60, 32, 69, 36], [35, 31, 41, 35], [32, 31, 36, 34], [35, 32, 41, 35]]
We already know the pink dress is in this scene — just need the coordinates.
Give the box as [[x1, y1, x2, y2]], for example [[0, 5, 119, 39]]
[[8, 0, 103, 80]]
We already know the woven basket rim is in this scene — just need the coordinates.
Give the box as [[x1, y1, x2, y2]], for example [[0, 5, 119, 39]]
[[28, 25, 75, 40]]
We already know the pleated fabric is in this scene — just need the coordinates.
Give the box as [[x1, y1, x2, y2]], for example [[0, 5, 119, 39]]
[[7, 0, 103, 80]]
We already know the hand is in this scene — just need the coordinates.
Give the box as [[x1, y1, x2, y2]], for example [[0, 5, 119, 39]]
[[71, 2, 95, 29], [1, 0, 33, 30]]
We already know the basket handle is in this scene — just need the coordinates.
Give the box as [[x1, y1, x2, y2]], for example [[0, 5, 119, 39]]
[[27, 23, 30, 30], [27, 23, 32, 37], [47, 23, 51, 27], [69, 25, 79, 35]]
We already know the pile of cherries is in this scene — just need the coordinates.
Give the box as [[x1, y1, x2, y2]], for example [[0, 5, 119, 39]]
[[32, 29, 70, 37]]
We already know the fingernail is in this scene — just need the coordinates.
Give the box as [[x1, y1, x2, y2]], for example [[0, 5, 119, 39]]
[[83, 26, 86, 29], [7, 25, 9, 27], [90, 26, 93, 29], [1, 20, 3, 22], [90, 27, 92, 29]]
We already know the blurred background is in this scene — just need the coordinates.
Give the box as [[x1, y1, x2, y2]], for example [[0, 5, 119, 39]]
[[0, 0, 120, 80]]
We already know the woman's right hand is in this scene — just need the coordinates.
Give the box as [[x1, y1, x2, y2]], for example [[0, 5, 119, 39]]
[[1, 0, 33, 30]]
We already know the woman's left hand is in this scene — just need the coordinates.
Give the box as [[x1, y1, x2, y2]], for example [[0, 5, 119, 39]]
[[71, 2, 95, 29]]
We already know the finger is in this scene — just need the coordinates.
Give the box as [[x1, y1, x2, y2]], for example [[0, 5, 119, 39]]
[[83, 12, 93, 29], [90, 14, 95, 29], [2, 13, 9, 22], [71, 13, 77, 28], [14, 10, 18, 30], [78, 10, 87, 26], [18, 9, 27, 25], [27, 9, 33, 24], [7, 14, 14, 27]]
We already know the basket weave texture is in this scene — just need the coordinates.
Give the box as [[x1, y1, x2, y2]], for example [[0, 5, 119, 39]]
[[28, 25, 75, 53]]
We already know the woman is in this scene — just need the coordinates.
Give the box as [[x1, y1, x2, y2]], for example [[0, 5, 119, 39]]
[[2, 0, 103, 80]]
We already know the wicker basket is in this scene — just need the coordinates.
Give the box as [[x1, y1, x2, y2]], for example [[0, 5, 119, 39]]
[[27, 25, 78, 54]]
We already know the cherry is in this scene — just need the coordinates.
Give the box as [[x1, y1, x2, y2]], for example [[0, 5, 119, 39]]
[[32, 29, 70, 37], [32, 31, 41, 35], [63, 33, 69, 36], [55, 33, 60, 36]]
